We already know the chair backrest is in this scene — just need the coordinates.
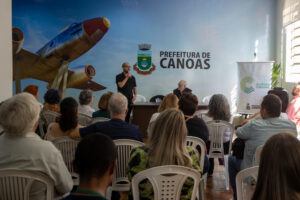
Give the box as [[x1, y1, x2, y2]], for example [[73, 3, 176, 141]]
[[134, 95, 147, 103], [113, 139, 144, 185], [78, 113, 93, 126], [206, 120, 234, 158], [0, 169, 54, 200], [38, 110, 60, 138], [202, 95, 212, 104], [236, 166, 259, 200], [254, 145, 263, 166], [132, 165, 204, 200], [186, 136, 206, 174], [91, 117, 110, 124], [52, 136, 79, 174], [149, 95, 164, 103]]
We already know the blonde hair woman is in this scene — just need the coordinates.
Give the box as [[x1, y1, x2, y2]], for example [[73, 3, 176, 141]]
[[147, 93, 178, 138], [127, 108, 201, 200]]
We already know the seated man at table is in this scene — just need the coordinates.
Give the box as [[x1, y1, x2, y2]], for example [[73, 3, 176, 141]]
[[71, 93, 142, 142], [228, 94, 297, 200], [173, 80, 192, 99]]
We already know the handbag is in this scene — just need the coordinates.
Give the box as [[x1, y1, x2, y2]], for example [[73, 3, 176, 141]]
[[232, 138, 245, 159]]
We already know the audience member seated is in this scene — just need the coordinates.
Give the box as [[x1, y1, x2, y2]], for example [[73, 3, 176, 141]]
[[23, 84, 39, 99], [23, 84, 43, 108], [201, 94, 232, 176], [286, 82, 300, 133], [43, 88, 61, 113], [178, 93, 209, 173], [71, 93, 142, 141], [0, 93, 72, 199], [45, 97, 82, 140], [147, 93, 178, 138], [127, 108, 201, 200], [62, 133, 117, 200], [242, 87, 289, 125], [229, 94, 297, 200], [78, 89, 95, 117], [252, 132, 300, 200], [173, 80, 192, 99], [93, 91, 113, 119]]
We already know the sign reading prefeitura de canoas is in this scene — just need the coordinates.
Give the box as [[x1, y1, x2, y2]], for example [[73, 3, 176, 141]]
[[134, 44, 212, 75], [159, 51, 211, 70]]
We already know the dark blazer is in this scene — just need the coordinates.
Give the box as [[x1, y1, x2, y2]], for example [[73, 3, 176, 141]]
[[79, 118, 142, 142], [173, 88, 192, 99], [186, 116, 209, 143]]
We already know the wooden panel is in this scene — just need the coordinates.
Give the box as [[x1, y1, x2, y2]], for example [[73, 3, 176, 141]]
[[131, 103, 159, 140]]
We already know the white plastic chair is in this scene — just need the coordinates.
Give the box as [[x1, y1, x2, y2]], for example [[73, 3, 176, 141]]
[[206, 120, 234, 190], [186, 136, 206, 173], [52, 136, 79, 185], [236, 166, 259, 200], [131, 165, 205, 200], [133, 94, 147, 103], [254, 145, 263, 166], [0, 169, 54, 200], [202, 95, 212, 104], [186, 136, 207, 189], [91, 117, 110, 124], [106, 139, 144, 200], [38, 110, 60, 138], [78, 113, 93, 126]]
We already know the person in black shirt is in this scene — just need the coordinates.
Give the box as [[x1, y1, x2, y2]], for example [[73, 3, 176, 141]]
[[116, 62, 137, 122], [178, 92, 210, 174], [173, 80, 192, 99]]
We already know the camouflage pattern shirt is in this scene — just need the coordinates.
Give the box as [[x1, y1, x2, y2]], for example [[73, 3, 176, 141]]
[[127, 146, 201, 200]]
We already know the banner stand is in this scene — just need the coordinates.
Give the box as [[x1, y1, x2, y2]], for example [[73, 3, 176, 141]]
[[237, 61, 274, 115]]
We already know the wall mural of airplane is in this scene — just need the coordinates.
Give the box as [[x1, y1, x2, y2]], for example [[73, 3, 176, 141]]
[[12, 17, 110, 97]]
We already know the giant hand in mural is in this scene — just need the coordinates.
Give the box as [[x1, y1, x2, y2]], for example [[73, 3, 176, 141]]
[[12, 17, 110, 96]]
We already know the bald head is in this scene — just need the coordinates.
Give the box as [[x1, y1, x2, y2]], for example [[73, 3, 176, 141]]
[[122, 62, 130, 73], [292, 82, 300, 96], [178, 80, 186, 92]]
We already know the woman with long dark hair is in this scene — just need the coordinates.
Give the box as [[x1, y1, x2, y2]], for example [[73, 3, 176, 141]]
[[45, 97, 82, 140], [252, 132, 300, 200]]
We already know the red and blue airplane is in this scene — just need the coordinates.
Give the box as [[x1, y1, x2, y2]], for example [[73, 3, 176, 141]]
[[13, 17, 110, 95]]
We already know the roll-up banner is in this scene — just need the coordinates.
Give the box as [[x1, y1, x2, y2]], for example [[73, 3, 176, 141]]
[[237, 62, 273, 114]]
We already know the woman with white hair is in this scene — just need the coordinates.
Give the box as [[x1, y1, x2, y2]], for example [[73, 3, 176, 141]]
[[78, 89, 95, 117], [0, 93, 73, 200]]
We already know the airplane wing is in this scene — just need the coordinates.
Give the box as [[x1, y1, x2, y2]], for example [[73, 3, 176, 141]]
[[13, 48, 59, 82], [14, 48, 106, 91], [69, 79, 106, 91]]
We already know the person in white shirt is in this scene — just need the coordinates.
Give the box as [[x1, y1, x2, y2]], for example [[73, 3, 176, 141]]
[[0, 93, 73, 200], [78, 89, 95, 117]]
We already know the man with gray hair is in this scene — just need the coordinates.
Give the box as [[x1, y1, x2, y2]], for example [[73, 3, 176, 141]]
[[73, 93, 142, 141], [173, 80, 192, 99], [0, 93, 73, 200], [78, 89, 95, 117]]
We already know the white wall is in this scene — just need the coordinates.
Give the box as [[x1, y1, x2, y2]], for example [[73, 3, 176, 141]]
[[0, 0, 12, 101]]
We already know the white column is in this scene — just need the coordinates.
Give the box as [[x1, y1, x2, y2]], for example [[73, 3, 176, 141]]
[[0, 0, 12, 101]]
